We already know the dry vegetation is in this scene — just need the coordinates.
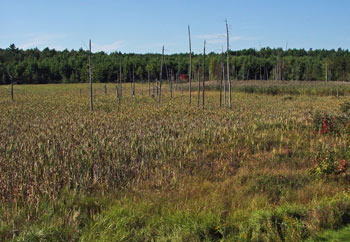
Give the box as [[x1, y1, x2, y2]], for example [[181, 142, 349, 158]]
[[1, 82, 350, 241]]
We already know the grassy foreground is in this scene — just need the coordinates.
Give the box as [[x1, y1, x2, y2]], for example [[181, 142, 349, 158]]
[[1, 82, 350, 241]]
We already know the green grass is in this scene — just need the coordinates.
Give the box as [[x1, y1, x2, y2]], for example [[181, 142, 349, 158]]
[[311, 226, 350, 241]]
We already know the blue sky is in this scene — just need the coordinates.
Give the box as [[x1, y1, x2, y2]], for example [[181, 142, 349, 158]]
[[1, 0, 350, 54]]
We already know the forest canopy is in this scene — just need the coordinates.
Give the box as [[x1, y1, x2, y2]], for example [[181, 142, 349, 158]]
[[1, 44, 350, 84]]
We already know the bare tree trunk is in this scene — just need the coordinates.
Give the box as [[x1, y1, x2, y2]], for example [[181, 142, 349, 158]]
[[170, 76, 173, 99], [188, 25, 192, 104], [259, 43, 262, 80], [159, 46, 164, 104], [220, 48, 224, 107], [226, 20, 231, 108], [116, 84, 119, 101], [181, 79, 183, 98], [11, 83, 14, 102], [175, 72, 178, 94], [132, 66, 135, 97], [89, 39, 93, 112], [167, 66, 172, 99], [104, 84, 107, 95], [148, 70, 151, 96], [119, 59, 122, 101], [277, 53, 281, 80], [7, 70, 15, 101], [224, 59, 226, 106], [202, 41, 206, 109], [325, 60, 328, 82], [197, 66, 200, 108]]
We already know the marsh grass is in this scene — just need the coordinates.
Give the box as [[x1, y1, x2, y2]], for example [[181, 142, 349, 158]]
[[1, 82, 350, 241]]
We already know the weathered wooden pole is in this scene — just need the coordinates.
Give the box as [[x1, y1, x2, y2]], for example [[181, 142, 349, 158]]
[[188, 25, 192, 104], [89, 39, 93, 112], [226, 20, 231, 108]]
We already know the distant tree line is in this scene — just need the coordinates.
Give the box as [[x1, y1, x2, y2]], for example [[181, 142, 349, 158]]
[[1, 44, 350, 84]]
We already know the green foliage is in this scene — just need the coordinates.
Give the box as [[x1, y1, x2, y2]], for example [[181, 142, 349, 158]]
[[312, 110, 350, 135], [81, 201, 224, 241], [311, 150, 339, 178], [340, 101, 350, 115], [313, 225, 350, 241], [3, 45, 350, 84], [238, 205, 309, 242]]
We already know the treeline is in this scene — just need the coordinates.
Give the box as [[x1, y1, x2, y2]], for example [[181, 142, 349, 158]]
[[1, 44, 350, 84]]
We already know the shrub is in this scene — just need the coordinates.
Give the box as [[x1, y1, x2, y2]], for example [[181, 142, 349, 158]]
[[311, 146, 350, 179], [312, 110, 349, 135], [340, 101, 350, 116]]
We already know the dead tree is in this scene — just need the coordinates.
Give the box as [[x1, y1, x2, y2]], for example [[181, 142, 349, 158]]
[[7, 70, 16, 102], [148, 70, 151, 96], [165, 62, 172, 99], [141, 79, 144, 96], [223, 48, 226, 106], [226, 19, 231, 108], [188, 25, 192, 104], [180, 73, 184, 98], [259, 42, 262, 80], [202, 41, 206, 109], [11, 83, 14, 101], [325, 58, 328, 82], [159, 46, 164, 104], [169, 69, 173, 99], [175, 71, 178, 94], [220, 48, 224, 107], [132, 65, 135, 97], [119, 59, 122, 101], [89, 39, 93, 112], [197, 64, 200, 108]]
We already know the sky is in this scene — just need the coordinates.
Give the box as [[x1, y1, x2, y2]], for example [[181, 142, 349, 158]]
[[1, 0, 350, 54]]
